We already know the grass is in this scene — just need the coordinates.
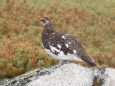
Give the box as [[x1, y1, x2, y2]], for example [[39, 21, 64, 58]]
[[0, 0, 115, 80]]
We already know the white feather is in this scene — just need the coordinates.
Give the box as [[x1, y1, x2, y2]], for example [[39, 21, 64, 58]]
[[73, 50, 77, 54], [62, 36, 66, 39], [57, 44, 61, 49], [65, 44, 69, 48], [50, 46, 60, 53], [45, 48, 82, 61]]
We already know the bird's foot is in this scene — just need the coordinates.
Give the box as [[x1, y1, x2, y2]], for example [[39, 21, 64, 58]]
[[58, 60, 65, 65]]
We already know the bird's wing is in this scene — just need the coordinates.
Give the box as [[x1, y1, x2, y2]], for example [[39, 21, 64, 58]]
[[54, 32, 92, 59], [52, 32, 84, 55], [47, 31, 96, 66]]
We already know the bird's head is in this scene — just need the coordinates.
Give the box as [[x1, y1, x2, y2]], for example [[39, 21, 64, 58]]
[[40, 17, 52, 26]]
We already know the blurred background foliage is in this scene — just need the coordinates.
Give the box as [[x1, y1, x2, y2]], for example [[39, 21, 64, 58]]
[[0, 0, 115, 80]]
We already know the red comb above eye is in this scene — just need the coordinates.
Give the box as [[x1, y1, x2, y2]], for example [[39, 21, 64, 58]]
[[41, 18, 46, 20]]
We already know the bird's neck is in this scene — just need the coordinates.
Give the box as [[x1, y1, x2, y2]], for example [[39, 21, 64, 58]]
[[43, 24, 55, 34], [44, 24, 52, 29]]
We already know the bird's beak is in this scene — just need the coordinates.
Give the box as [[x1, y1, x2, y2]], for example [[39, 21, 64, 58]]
[[40, 19, 44, 22]]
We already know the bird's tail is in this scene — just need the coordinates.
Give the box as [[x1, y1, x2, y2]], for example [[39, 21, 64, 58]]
[[86, 60, 97, 67], [82, 56, 97, 67]]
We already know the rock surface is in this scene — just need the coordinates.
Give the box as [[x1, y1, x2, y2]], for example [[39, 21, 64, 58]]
[[0, 63, 115, 86]]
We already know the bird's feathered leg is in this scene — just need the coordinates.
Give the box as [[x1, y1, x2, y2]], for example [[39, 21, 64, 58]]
[[59, 60, 65, 64]]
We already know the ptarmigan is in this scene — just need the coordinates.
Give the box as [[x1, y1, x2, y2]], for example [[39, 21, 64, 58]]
[[40, 17, 97, 66]]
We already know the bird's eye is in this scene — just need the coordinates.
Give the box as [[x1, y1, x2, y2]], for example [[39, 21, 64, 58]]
[[40, 20, 45, 22]]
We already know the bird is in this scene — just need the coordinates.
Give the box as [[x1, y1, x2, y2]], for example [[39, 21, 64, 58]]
[[40, 17, 97, 66]]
